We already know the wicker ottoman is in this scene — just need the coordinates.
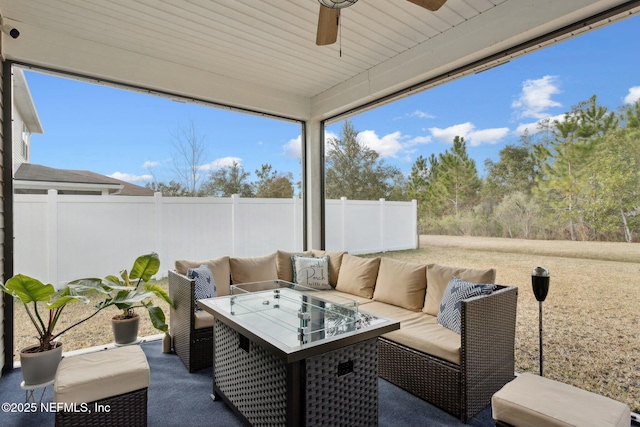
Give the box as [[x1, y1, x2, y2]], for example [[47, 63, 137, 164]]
[[492, 373, 630, 427], [53, 345, 150, 427]]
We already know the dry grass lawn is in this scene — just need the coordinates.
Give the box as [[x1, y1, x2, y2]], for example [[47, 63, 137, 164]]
[[12, 235, 640, 412]]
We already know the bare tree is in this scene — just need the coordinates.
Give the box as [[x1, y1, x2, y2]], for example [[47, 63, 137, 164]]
[[171, 119, 207, 196]]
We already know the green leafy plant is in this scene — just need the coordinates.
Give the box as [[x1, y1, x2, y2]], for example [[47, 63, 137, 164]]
[[1, 274, 104, 352], [73, 253, 173, 333]]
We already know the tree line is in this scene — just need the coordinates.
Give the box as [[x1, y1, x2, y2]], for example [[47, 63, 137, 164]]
[[407, 96, 640, 242], [322, 96, 639, 242], [147, 162, 295, 199], [151, 96, 639, 242], [145, 120, 296, 198]]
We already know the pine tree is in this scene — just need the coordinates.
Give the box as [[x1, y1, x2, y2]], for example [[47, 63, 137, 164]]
[[583, 128, 640, 241], [534, 98, 605, 240], [325, 120, 404, 200], [433, 136, 481, 216]]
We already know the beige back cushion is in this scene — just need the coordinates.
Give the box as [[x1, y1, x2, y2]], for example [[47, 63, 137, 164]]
[[373, 258, 427, 311], [335, 254, 380, 298], [275, 250, 312, 282], [229, 252, 278, 284], [174, 256, 231, 296], [310, 249, 347, 287], [423, 263, 497, 315]]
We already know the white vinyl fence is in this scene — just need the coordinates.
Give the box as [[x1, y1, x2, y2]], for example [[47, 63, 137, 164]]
[[14, 191, 417, 287]]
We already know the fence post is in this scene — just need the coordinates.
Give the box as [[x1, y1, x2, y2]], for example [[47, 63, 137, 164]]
[[340, 197, 347, 251], [292, 196, 298, 251], [412, 199, 418, 249], [380, 198, 386, 253], [231, 194, 239, 256], [46, 189, 59, 287], [154, 192, 164, 271]]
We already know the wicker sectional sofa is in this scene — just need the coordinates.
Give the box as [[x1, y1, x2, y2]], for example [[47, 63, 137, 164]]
[[169, 249, 518, 423]]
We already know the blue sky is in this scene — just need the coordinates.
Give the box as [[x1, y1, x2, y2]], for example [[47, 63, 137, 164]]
[[25, 14, 640, 190]]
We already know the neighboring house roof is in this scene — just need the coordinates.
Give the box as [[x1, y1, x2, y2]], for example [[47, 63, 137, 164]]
[[14, 163, 155, 196]]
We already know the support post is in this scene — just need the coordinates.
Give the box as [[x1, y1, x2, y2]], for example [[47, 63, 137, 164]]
[[46, 189, 58, 287]]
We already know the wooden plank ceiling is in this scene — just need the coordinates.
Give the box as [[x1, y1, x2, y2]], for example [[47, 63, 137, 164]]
[[0, 0, 637, 120]]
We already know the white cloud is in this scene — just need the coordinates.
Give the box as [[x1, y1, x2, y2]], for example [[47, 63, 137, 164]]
[[408, 135, 432, 145], [624, 86, 640, 104], [512, 75, 562, 119], [429, 122, 509, 146], [356, 130, 433, 158], [467, 128, 510, 146], [108, 172, 153, 183], [283, 131, 340, 158], [410, 110, 436, 119], [199, 156, 243, 171], [283, 136, 301, 158], [430, 122, 475, 143], [286, 130, 430, 161], [142, 161, 160, 169], [515, 121, 539, 135], [514, 113, 568, 136], [357, 130, 404, 158]]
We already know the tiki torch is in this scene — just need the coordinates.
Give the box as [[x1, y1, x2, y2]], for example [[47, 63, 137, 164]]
[[531, 266, 550, 376]]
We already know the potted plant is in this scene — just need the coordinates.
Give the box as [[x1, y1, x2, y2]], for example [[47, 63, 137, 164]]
[[74, 252, 173, 345], [0, 274, 104, 385]]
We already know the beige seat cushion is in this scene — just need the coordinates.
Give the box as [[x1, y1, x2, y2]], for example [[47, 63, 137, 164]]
[[335, 254, 380, 299], [194, 309, 214, 329], [362, 302, 461, 364], [275, 250, 311, 282], [423, 263, 496, 316], [311, 289, 375, 306], [229, 252, 278, 284], [393, 316, 461, 364], [54, 345, 150, 404], [492, 373, 631, 427], [311, 250, 347, 287], [358, 301, 424, 323], [373, 258, 427, 311], [175, 256, 231, 296]]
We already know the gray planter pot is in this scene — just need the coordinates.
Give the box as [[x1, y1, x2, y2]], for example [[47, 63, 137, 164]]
[[111, 314, 140, 345], [19, 342, 63, 385]]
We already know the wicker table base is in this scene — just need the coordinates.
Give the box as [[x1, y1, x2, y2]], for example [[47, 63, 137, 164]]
[[213, 318, 379, 427]]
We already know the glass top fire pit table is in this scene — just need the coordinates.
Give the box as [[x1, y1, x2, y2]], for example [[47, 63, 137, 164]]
[[197, 280, 400, 427]]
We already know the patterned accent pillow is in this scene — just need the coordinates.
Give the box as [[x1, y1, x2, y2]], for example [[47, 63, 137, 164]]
[[437, 276, 496, 334], [291, 255, 331, 290], [187, 264, 217, 311]]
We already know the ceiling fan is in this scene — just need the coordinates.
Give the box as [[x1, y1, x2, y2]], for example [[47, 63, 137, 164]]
[[316, 0, 448, 46]]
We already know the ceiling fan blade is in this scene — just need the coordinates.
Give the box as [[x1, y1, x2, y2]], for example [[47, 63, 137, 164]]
[[316, 6, 340, 46], [406, 0, 447, 11]]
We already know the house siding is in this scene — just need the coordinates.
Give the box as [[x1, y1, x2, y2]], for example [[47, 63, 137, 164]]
[[0, 59, 6, 374], [11, 104, 28, 174]]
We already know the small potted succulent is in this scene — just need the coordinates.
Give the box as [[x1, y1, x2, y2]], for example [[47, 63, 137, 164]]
[[0, 274, 104, 385], [73, 252, 173, 345]]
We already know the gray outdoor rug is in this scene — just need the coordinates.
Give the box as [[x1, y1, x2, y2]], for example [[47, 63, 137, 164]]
[[0, 340, 495, 426]]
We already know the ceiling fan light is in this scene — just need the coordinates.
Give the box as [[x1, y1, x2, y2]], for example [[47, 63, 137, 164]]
[[318, 0, 358, 9]]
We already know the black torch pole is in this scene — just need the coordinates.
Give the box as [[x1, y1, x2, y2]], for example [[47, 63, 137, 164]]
[[532, 266, 550, 377], [539, 300, 543, 376]]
